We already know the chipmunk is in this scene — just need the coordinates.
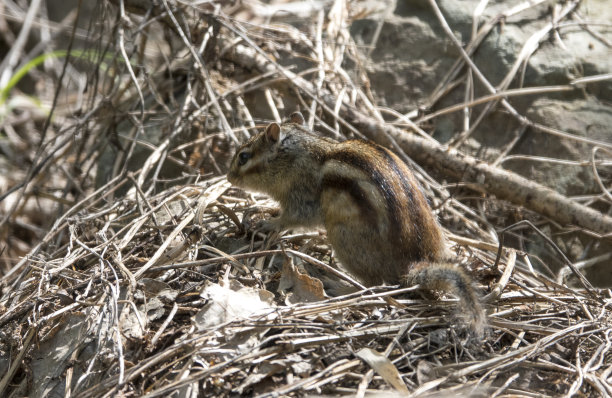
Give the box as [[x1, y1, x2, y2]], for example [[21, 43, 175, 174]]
[[227, 112, 485, 336]]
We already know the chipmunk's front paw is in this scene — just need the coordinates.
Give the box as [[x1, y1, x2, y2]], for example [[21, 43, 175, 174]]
[[254, 218, 282, 233], [241, 207, 281, 232]]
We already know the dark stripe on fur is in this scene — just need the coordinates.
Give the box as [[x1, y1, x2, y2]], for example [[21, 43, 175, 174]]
[[327, 144, 402, 238], [241, 161, 268, 177], [321, 174, 378, 226], [365, 142, 427, 257]]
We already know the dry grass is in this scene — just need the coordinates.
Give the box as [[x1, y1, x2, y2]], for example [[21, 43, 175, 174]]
[[0, 1, 611, 397]]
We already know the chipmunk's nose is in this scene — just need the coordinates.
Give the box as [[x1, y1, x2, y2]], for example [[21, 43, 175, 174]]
[[227, 170, 237, 183]]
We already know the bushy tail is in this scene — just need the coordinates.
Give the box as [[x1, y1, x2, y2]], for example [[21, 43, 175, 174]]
[[404, 262, 486, 338]]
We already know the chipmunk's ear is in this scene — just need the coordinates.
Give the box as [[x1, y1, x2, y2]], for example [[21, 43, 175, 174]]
[[264, 122, 281, 143], [289, 112, 305, 125]]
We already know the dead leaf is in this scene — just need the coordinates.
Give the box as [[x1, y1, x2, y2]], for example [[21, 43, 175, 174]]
[[278, 256, 327, 303], [138, 278, 179, 302], [356, 347, 409, 393], [194, 280, 276, 331]]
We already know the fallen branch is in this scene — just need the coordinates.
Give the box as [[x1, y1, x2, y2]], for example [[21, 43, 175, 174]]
[[341, 105, 612, 236]]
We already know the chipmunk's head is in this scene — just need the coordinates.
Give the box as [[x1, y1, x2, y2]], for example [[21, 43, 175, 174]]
[[227, 112, 306, 190]]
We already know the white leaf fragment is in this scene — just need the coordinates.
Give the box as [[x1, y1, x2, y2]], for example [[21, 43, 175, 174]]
[[194, 280, 276, 330], [356, 347, 409, 393]]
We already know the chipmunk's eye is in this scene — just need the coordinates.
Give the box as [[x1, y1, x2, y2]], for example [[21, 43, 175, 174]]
[[238, 151, 251, 166]]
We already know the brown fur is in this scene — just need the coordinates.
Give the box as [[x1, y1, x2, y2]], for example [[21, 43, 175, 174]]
[[227, 113, 485, 336], [406, 262, 486, 336]]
